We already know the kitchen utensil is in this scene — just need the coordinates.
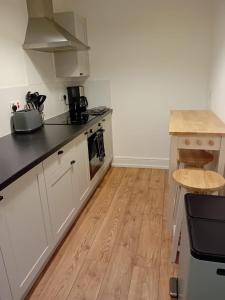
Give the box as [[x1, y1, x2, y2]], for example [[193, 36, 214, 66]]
[[26, 91, 47, 111]]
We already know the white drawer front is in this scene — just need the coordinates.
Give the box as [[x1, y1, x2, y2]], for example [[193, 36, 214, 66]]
[[43, 140, 75, 178], [178, 136, 221, 150]]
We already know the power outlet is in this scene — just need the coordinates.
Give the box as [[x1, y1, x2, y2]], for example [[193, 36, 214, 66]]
[[59, 94, 68, 105], [63, 94, 68, 105]]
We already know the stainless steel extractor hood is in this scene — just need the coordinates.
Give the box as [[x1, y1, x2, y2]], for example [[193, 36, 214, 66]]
[[23, 0, 89, 52]]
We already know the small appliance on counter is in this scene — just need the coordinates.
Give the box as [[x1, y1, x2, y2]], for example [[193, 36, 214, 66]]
[[67, 86, 89, 124], [171, 194, 225, 300], [12, 91, 47, 133], [44, 85, 110, 126], [12, 110, 43, 133]]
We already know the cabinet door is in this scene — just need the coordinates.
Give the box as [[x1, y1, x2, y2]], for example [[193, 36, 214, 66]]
[[77, 51, 90, 77], [45, 161, 79, 243], [0, 166, 52, 300], [74, 14, 88, 44], [74, 14, 89, 77], [0, 249, 12, 300], [103, 114, 113, 165], [54, 12, 90, 78], [75, 134, 90, 203], [55, 51, 89, 78]]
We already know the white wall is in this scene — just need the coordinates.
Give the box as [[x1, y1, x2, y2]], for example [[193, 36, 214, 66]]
[[210, 0, 225, 122], [0, 0, 72, 137], [0, 0, 213, 168], [55, 0, 212, 168]]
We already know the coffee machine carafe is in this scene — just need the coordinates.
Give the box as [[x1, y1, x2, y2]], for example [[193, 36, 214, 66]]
[[67, 86, 89, 123]]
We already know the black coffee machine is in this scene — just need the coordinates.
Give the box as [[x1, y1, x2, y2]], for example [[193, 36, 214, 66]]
[[67, 86, 89, 123]]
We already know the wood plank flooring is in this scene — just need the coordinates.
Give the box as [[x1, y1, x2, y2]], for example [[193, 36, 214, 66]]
[[27, 167, 177, 300]]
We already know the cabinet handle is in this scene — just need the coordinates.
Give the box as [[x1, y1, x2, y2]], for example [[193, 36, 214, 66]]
[[80, 73, 84, 76], [102, 119, 106, 122], [98, 123, 102, 127], [58, 150, 64, 155], [196, 139, 202, 146], [0, 196, 3, 201], [70, 160, 76, 165]]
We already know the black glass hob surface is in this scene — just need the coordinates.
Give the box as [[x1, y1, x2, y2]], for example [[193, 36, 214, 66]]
[[44, 112, 97, 125]]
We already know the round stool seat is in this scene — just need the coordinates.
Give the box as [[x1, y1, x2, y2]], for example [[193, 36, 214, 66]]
[[178, 149, 213, 167], [173, 169, 225, 192]]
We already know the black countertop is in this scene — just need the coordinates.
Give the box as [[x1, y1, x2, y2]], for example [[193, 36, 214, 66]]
[[0, 109, 112, 192]]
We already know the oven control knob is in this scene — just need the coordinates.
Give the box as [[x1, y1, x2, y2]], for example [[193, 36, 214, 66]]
[[90, 129, 93, 133]]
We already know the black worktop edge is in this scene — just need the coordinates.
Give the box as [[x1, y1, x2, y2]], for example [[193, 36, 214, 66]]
[[0, 109, 112, 191]]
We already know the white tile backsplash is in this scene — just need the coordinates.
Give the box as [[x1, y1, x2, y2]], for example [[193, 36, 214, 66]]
[[84, 80, 111, 108]]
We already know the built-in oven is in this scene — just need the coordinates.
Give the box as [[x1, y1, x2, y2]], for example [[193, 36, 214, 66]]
[[86, 122, 105, 179]]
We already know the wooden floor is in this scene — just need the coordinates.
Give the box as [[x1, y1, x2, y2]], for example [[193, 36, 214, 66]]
[[27, 167, 177, 300]]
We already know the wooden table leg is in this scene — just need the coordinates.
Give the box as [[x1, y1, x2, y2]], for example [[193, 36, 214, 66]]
[[218, 137, 225, 176], [171, 187, 185, 263], [168, 136, 178, 232], [217, 137, 225, 195]]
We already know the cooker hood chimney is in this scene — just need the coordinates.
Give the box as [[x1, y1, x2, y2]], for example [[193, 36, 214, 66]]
[[23, 0, 89, 52]]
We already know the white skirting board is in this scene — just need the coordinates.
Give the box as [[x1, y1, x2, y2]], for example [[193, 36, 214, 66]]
[[112, 156, 169, 169]]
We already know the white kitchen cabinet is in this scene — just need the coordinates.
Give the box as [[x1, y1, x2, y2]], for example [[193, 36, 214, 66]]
[[54, 12, 90, 78], [0, 114, 113, 300], [0, 166, 53, 300], [0, 249, 12, 300], [102, 114, 113, 165], [43, 141, 80, 244], [75, 133, 90, 203]]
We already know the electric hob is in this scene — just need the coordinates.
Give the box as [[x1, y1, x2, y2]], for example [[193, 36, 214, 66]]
[[44, 112, 97, 125]]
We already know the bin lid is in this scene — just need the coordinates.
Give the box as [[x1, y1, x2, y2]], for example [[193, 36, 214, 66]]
[[185, 194, 225, 221], [185, 194, 225, 263]]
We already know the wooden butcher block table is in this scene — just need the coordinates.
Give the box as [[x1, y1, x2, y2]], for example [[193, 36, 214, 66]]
[[168, 110, 225, 231]]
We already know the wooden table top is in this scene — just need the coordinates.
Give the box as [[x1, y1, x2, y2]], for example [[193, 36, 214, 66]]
[[169, 110, 225, 136]]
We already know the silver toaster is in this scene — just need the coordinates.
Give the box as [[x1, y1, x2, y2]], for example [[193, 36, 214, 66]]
[[12, 110, 43, 133]]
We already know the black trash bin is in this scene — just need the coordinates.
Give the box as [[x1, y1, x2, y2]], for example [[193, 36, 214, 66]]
[[178, 194, 225, 300]]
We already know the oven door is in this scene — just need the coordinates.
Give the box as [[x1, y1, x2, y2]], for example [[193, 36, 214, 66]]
[[88, 129, 105, 179]]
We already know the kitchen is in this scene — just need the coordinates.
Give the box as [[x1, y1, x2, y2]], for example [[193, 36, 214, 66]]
[[1, 0, 225, 299]]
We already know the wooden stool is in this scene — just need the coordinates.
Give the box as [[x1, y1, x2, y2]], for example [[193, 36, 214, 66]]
[[171, 168, 225, 263], [169, 149, 214, 234], [177, 149, 213, 168]]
